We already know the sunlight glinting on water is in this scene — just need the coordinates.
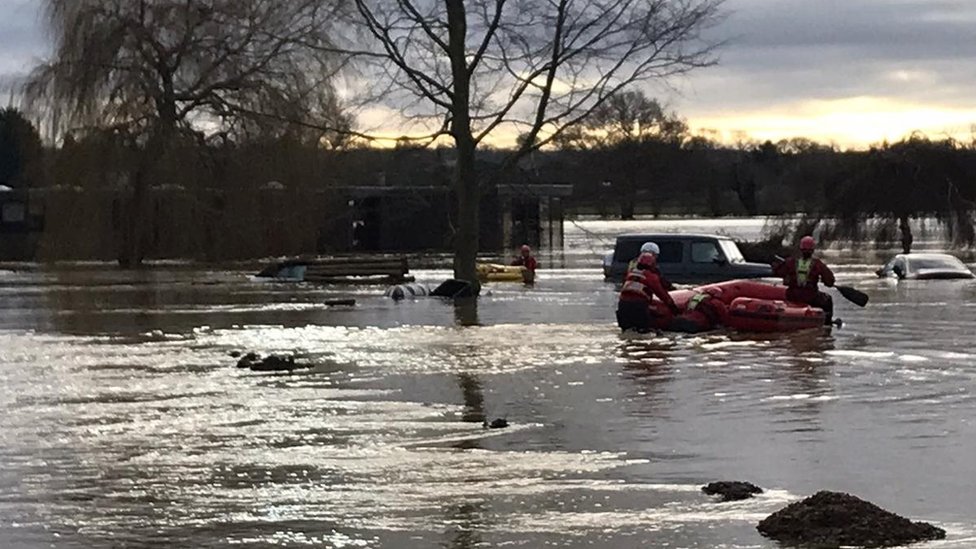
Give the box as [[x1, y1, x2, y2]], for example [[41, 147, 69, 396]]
[[3, 218, 976, 547]]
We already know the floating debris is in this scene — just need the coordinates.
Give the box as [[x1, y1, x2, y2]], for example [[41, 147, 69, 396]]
[[702, 481, 763, 502], [483, 418, 509, 429]]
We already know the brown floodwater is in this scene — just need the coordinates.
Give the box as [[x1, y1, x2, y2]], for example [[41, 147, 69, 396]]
[[2, 219, 976, 548]]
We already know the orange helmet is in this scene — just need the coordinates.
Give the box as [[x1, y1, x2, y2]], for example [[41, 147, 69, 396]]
[[636, 252, 657, 269], [799, 236, 816, 251]]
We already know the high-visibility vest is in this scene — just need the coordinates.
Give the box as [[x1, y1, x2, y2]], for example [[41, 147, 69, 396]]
[[621, 278, 650, 300], [688, 292, 709, 311], [796, 258, 812, 286], [621, 271, 654, 301]]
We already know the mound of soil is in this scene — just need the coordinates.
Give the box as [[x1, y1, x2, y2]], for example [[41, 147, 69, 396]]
[[757, 491, 946, 548], [702, 481, 763, 502]]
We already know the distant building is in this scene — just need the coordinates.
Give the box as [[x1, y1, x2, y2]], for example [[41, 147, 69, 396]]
[[338, 182, 571, 253]]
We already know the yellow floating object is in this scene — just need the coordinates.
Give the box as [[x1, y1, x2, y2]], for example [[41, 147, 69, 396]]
[[476, 263, 526, 282]]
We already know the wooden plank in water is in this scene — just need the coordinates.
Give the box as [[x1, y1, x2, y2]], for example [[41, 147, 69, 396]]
[[257, 256, 411, 283]]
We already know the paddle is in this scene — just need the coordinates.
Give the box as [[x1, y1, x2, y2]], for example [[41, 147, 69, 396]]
[[834, 285, 868, 307]]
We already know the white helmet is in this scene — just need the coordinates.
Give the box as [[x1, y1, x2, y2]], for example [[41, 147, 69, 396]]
[[640, 242, 660, 255]]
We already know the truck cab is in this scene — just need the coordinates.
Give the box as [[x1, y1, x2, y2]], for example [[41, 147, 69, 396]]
[[603, 233, 773, 284]]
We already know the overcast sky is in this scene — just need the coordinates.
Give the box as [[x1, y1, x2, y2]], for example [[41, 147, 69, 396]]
[[2, 0, 975, 148]]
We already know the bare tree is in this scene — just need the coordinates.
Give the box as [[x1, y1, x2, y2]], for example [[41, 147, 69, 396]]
[[581, 90, 687, 147], [24, 0, 347, 266], [563, 89, 690, 218], [344, 0, 722, 286]]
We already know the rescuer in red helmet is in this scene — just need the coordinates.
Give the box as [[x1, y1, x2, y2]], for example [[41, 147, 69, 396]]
[[511, 244, 538, 273], [772, 235, 836, 324]]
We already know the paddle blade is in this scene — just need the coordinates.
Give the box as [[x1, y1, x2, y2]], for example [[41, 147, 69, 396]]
[[836, 285, 869, 307]]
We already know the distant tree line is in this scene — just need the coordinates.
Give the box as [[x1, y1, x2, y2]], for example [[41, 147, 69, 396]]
[[5, 96, 976, 261], [527, 97, 976, 251], [4, 0, 974, 267]]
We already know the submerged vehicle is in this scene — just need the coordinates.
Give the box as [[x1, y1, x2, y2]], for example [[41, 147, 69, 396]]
[[876, 253, 974, 280], [603, 233, 772, 284], [646, 279, 826, 333]]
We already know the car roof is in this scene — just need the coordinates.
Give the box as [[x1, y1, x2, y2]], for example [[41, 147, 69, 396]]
[[616, 233, 731, 241], [893, 253, 965, 262]]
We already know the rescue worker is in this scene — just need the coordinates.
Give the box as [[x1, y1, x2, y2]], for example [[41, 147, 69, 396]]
[[679, 287, 728, 332], [511, 244, 538, 273], [627, 242, 660, 273], [627, 241, 675, 291], [511, 244, 538, 284], [616, 252, 680, 333], [772, 235, 835, 324]]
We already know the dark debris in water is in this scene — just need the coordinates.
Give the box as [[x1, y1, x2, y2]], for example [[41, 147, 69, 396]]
[[483, 418, 509, 429], [235, 352, 310, 373], [757, 490, 946, 548], [702, 481, 763, 502]]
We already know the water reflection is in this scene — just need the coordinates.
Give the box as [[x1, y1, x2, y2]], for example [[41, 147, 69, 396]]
[[739, 329, 837, 433], [445, 502, 486, 549], [455, 373, 486, 451], [5, 223, 976, 547], [617, 337, 677, 418], [457, 373, 486, 425], [453, 298, 480, 327]]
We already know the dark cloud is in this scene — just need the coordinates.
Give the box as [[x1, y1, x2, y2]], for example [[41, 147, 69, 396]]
[[0, 0, 971, 142]]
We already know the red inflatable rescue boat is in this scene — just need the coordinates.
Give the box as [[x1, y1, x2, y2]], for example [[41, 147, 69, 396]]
[[646, 279, 825, 333], [725, 297, 824, 332]]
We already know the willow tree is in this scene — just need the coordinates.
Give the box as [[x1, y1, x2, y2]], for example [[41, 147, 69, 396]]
[[345, 0, 722, 287], [25, 0, 346, 266]]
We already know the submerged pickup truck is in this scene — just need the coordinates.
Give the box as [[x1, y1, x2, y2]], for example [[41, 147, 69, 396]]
[[602, 233, 773, 284]]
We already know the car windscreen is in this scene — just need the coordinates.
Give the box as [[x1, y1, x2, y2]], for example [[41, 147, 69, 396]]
[[908, 256, 967, 271], [718, 240, 745, 263]]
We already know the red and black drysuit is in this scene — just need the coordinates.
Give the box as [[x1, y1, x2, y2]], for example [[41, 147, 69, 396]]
[[511, 255, 538, 272], [772, 255, 836, 324], [678, 292, 729, 333], [616, 268, 679, 333]]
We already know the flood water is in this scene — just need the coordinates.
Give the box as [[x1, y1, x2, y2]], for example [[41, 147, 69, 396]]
[[2, 218, 976, 548]]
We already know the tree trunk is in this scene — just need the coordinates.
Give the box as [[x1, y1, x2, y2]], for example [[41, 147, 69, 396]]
[[446, 0, 480, 293], [620, 141, 638, 219], [118, 165, 148, 268], [454, 138, 480, 287], [119, 106, 176, 267]]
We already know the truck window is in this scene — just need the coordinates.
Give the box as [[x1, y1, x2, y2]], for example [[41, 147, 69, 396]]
[[691, 241, 720, 263], [657, 241, 683, 263], [613, 240, 643, 262]]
